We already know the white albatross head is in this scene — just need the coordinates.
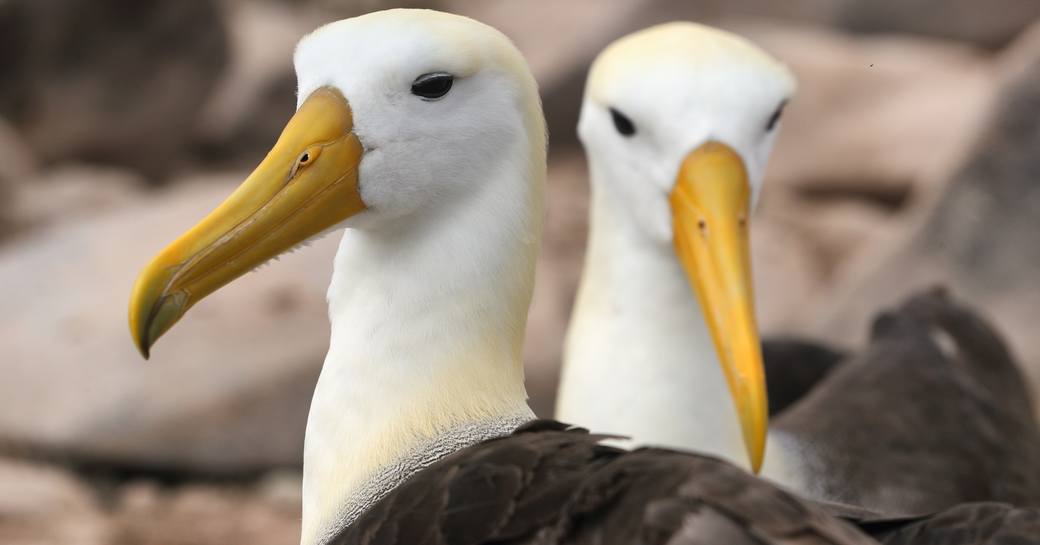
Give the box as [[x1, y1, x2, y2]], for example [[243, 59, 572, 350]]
[[129, 9, 545, 545], [129, 8, 545, 354], [567, 22, 795, 472]]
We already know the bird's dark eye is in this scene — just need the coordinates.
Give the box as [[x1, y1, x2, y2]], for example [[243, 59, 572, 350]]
[[766, 100, 787, 131], [610, 107, 636, 137], [411, 72, 454, 100]]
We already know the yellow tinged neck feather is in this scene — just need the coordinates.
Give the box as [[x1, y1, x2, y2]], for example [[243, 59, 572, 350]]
[[302, 324, 534, 545]]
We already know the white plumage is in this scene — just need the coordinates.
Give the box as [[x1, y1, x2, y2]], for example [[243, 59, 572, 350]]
[[557, 22, 803, 480]]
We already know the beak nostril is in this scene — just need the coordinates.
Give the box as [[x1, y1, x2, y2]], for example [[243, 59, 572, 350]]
[[697, 218, 708, 234]]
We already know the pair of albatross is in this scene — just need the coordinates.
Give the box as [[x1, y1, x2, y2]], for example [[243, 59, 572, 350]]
[[128, 9, 1040, 544]]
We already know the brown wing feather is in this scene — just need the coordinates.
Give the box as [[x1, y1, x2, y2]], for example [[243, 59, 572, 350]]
[[332, 422, 877, 545], [774, 288, 1040, 514], [869, 503, 1040, 545]]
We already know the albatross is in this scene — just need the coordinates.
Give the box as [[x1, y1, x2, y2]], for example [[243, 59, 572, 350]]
[[126, 9, 1037, 545], [556, 21, 1040, 515]]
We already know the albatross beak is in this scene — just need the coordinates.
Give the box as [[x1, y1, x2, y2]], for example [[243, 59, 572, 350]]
[[129, 87, 365, 358], [669, 141, 767, 473]]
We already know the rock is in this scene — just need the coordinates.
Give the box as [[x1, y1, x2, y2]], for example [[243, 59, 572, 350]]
[[791, 201, 899, 281], [195, 1, 325, 169], [6, 165, 146, 238], [751, 211, 831, 335], [256, 469, 303, 510], [0, 174, 335, 472], [112, 480, 300, 545], [0, 118, 36, 183], [0, 0, 228, 179], [0, 458, 110, 545], [814, 23, 1040, 420], [0, 117, 37, 238], [743, 23, 994, 208], [836, 0, 1040, 49]]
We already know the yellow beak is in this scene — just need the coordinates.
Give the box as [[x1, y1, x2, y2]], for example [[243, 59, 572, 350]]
[[129, 87, 365, 358], [669, 141, 767, 473]]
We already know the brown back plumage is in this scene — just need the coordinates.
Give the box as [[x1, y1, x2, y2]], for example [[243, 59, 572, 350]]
[[333, 421, 875, 545], [331, 421, 1040, 544], [863, 502, 1040, 545], [775, 288, 1040, 514]]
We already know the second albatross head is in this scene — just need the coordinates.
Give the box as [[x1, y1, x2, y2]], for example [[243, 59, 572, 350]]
[[568, 22, 795, 472]]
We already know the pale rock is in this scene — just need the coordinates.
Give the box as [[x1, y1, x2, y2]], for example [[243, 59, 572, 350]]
[[112, 481, 300, 545], [0, 0, 228, 178], [744, 23, 995, 207], [0, 175, 336, 472], [0, 458, 110, 545], [8, 165, 146, 235], [836, 0, 1040, 48], [0, 117, 37, 238], [751, 211, 829, 335], [256, 469, 304, 510], [196, 1, 327, 168]]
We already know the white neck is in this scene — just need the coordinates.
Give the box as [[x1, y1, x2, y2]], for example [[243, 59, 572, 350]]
[[559, 162, 750, 465], [559, 163, 809, 485], [301, 152, 542, 545]]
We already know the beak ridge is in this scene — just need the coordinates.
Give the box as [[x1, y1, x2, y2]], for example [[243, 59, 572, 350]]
[[669, 141, 768, 472], [128, 87, 366, 357]]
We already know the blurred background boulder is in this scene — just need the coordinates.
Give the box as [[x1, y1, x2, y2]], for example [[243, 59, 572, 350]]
[[0, 175, 334, 473], [0, 0, 228, 179], [1, 0, 1039, 543]]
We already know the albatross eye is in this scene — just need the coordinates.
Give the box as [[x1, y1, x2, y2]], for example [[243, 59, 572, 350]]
[[766, 100, 787, 131], [610, 107, 636, 137], [411, 72, 454, 100]]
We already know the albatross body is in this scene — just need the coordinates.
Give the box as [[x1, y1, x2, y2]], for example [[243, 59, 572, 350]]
[[126, 9, 1037, 545], [556, 22, 1040, 515]]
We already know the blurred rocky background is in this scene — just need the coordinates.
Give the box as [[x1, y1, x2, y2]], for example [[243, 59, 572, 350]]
[[2, 0, 1040, 543]]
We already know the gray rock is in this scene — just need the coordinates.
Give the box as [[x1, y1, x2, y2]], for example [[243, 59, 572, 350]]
[[111, 479, 301, 545], [7, 165, 146, 238], [0, 117, 37, 239], [0, 457, 110, 545], [738, 23, 994, 208], [836, 0, 1040, 49], [0, 0, 228, 179], [196, 1, 324, 169], [0, 175, 336, 472]]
